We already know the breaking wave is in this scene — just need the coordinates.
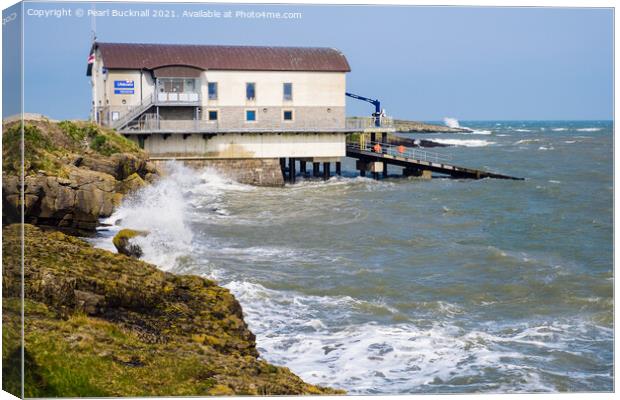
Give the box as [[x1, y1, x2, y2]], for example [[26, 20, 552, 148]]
[[429, 138, 495, 147], [224, 279, 611, 394], [514, 139, 541, 145], [443, 117, 492, 135], [95, 162, 253, 270], [443, 117, 461, 129]]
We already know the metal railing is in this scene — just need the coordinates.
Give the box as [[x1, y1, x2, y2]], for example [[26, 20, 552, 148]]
[[347, 139, 452, 164], [125, 116, 218, 132], [156, 92, 201, 104], [346, 116, 394, 130], [121, 117, 351, 133], [106, 92, 201, 130], [110, 93, 156, 130]]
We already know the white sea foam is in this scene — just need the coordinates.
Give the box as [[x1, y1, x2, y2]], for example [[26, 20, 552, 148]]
[[538, 146, 554, 151], [576, 127, 602, 132], [443, 117, 492, 135], [466, 129, 493, 135], [429, 138, 494, 147], [514, 139, 541, 145], [551, 128, 568, 132], [514, 129, 532, 132], [223, 279, 609, 393]]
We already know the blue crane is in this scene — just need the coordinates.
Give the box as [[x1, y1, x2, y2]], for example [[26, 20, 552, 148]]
[[345, 92, 382, 127]]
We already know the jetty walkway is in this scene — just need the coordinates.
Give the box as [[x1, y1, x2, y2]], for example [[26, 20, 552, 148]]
[[346, 139, 523, 180]]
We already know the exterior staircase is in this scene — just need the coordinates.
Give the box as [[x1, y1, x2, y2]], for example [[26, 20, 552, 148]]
[[111, 93, 155, 130]]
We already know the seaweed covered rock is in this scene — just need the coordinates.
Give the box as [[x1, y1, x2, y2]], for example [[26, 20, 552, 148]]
[[112, 229, 148, 258], [118, 173, 147, 195], [2, 224, 343, 397], [1, 119, 159, 232]]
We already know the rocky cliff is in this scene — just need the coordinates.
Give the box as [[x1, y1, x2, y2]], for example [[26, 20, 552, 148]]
[[2, 119, 158, 233], [2, 225, 340, 396], [1, 117, 342, 396]]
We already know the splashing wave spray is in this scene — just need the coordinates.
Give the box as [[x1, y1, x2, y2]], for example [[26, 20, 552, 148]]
[[97, 161, 253, 270], [443, 117, 461, 129]]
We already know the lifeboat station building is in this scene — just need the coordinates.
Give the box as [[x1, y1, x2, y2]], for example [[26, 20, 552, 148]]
[[86, 42, 360, 185]]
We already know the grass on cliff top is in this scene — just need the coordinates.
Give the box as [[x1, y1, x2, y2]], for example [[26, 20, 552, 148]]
[[2, 119, 141, 176], [2, 224, 343, 397]]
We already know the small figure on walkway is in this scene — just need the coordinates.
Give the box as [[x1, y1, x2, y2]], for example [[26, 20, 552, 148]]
[[373, 143, 382, 153]]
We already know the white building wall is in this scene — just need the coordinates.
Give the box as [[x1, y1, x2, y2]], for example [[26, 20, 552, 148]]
[[200, 70, 346, 107], [129, 132, 346, 159]]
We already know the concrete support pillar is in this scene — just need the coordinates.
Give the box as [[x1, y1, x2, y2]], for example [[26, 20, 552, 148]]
[[323, 162, 331, 181], [335, 162, 342, 176], [313, 162, 320, 177], [357, 160, 383, 179], [403, 167, 432, 179], [300, 160, 307, 175], [289, 158, 296, 184]]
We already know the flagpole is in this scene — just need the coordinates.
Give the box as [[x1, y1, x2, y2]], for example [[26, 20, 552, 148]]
[[90, 4, 97, 123]]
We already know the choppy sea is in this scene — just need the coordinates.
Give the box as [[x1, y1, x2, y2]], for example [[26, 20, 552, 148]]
[[92, 120, 613, 393]]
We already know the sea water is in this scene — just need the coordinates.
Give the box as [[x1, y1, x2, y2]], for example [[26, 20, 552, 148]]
[[92, 120, 613, 394]]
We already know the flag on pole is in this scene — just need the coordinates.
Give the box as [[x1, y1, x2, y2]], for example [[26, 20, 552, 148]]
[[87, 53, 95, 64]]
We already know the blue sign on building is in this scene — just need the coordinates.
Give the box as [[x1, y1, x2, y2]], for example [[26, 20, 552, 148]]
[[114, 89, 135, 95], [114, 80, 134, 89]]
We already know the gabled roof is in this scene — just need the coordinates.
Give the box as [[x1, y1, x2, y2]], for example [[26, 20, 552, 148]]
[[87, 42, 351, 75]]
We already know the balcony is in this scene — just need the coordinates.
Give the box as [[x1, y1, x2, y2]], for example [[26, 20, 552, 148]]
[[156, 91, 201, 105], [155, 77, 201, 105]]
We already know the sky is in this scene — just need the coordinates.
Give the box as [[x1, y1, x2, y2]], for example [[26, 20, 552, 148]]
[[3, 1, 614, 121]]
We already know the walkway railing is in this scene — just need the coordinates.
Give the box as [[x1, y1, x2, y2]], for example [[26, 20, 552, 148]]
[[110, 93, 156, 130], [346, 116, 394, 130], [347, 139, 452, 164], [121, 117, 351, 133]]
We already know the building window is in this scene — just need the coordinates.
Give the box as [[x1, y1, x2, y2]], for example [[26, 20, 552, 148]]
[[111, 111, 120, 121], [208, 82, 218, 100], [283, 110, 294, 121], [159, 78, 198, 93], [185, 79, 195, 92], [246, 110, 257, 122], [283, 83, 293, 101], [246, 82, 256, 100], [208, 110, 218, 121]]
